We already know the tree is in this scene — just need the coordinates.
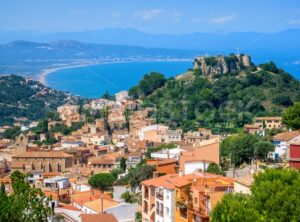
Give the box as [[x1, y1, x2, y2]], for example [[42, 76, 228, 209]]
[[205, 163, 224, 175], [0, 182, 5, 195], [251, 168, 300, 221], [128, 165, 154, 190], [211, 193, 261, 222], [135, 212, 142, 222], [211, 169, 300, 222], [115, 164, 154, 191], [0, 171, 51, 222], [44, 111, 60, 121], [88, 173, 115, 213], [120, 157, 127, 172], [272, 95, 293, 107], [221, 133, 257, 166], [282, 102, 300, 129], [3, 126, 21, 139], [121, 191, 134, 203], [259, 61, 279, 73], [129, 72, 166, 98], [110, 168, 124, 180], [254, 141, 274, 160]]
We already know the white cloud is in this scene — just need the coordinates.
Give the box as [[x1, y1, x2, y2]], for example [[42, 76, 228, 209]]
[[134, 8, 163, 21], [289, 19, 300, 25], [209, 14, 238, 24]]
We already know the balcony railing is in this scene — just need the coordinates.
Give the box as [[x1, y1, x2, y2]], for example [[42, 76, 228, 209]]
[[156, 192, 163, 201], [176, 200, 187, 209]]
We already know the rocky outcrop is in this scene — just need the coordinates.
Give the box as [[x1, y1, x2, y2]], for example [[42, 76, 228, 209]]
[[193, 54, 252, 78]]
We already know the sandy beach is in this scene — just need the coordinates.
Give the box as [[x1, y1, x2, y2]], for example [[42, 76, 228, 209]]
[[38, 63, 100, 85], [37, 58, 192, 86]]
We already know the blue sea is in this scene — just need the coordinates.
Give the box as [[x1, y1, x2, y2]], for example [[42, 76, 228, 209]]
[[46, 61, 193, 98]]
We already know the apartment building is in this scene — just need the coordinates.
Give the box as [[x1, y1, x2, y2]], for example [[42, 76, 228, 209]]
[[175, 173, 233, 222], [142, 174, 198, 222], [254, 117, 282, 129]]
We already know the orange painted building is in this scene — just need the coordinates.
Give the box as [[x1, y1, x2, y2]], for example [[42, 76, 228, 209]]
[[174, 172, 233, 222]]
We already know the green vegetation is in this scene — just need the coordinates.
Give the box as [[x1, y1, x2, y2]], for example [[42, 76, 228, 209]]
[[110, 168, 125, 180], [28, 113, 84, 145], [205, 163, 225, 175], [88, 173, 116, 213], [3, 126, 21, 139], [121, 191, 137, 203], [204, 56, 218, 66], [211, 168, 300, 222], [145, 143, 177, 158], [88, 173, 115, 191], [130, 61, 300, 133], [135, 212, 142, 222], [129, 72, 166, 99], [259, 61, 280, 73], [221, 133, 258, 166], [282, 102, 300, 129], [0, 75, 80, 126], [116, 164, 154, 190], [0, 171, 51, 221], [254, 141, 275, 160], [120, 157, 127, 172], [220, 132, 274, 167]]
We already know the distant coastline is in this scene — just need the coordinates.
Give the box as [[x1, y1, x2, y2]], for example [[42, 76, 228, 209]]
[[38, 58, 193, 85], [38, 63, 100, 85]]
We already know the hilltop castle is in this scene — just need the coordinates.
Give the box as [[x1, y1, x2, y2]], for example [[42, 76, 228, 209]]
[[193, 54, 252, 77]]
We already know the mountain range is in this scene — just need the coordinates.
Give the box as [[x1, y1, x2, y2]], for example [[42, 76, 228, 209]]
[[0, 28, 299, 78], [0, 40, 197, 76]]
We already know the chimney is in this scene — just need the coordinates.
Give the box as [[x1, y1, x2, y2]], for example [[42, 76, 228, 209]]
[[153, 171, 159, 178]]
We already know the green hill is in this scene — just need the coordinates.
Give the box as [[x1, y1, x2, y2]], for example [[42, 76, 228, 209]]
[[0, 75, 80, 126], [129, 55, 300, 133]]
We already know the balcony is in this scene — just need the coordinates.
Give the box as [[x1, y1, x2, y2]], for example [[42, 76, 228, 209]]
[[176, 200, 187, 209], [156, 190, 163, 201]]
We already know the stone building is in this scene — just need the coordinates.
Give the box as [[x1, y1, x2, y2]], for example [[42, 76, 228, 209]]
[[11, 151, 73, 173]]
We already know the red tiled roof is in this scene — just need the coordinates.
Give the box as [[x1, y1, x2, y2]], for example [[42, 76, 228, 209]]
[[13, 151, 73, 158], [89, 158, 114, 165], [80, 214, 118, 222], [272, 130, 300, 141], [142, 173, 200, 189]]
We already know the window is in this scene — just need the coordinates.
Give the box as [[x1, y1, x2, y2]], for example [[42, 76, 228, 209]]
[[165, 207, 169, 216], [194, 197, 198, 204]]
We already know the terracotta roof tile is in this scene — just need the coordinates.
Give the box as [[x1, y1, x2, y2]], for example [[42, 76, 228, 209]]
[[272, 130, 300, 141], [83, 198, 119, 213], [89, 158, 114, 165], [80, 214, 118, 222], [13, 151, 73, 158], [234, 175, 254, 187], [142, 173, 200, 189], [255, 117, 282, 121]]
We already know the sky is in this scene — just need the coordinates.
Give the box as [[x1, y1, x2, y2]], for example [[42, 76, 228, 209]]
[[0, 0, 300, 34]]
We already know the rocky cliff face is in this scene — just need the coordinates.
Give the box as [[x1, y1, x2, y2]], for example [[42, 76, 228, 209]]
[[193, 54, 252, 78]]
